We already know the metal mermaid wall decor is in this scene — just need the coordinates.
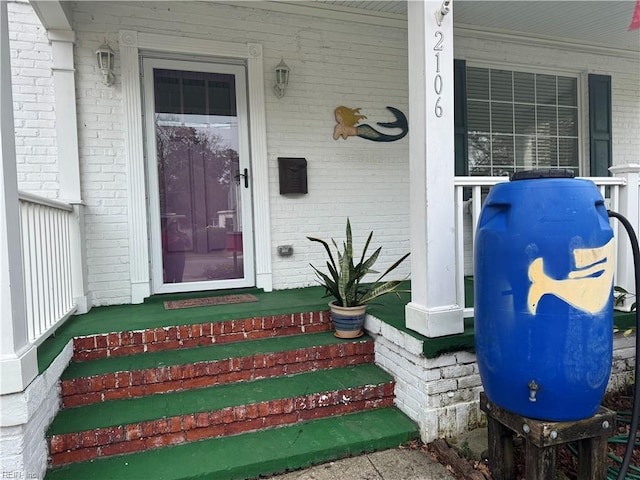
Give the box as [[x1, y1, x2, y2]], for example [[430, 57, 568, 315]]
[[332, 106, 408, 142]]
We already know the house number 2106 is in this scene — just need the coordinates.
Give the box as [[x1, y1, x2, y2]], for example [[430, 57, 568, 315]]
[[433, 31, 444, 118]]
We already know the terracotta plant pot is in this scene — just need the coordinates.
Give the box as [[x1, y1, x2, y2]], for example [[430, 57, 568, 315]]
[[329, 301, 367, 338]]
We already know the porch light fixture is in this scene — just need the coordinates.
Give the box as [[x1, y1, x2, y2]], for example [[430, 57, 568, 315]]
[[435, 0, 451, 26], [96, 42, 115, 86], [273, 58, 290, 98]]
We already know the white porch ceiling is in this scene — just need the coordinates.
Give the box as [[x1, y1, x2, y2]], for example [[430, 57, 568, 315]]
[[30, 1, 640, 52], [317, 1, 640, 52]]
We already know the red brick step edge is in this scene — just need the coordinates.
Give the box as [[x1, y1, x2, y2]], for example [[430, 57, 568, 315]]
[[72, 311, 331, 362], [49, 382, 395, 466], [62, 340, 375, 408]]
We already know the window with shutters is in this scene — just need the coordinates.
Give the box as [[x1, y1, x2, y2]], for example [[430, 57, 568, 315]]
[[466, 67, 579, 176]]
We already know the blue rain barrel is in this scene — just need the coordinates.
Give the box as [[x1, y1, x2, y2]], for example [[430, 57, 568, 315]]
[[474, 169, 614, 421]]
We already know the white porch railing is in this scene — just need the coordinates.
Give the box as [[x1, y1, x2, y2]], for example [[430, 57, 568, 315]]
[[454, 175, 631, 319], [19, 191, 77, 345]]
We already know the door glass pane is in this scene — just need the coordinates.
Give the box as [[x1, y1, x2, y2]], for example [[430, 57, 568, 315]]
[[155, 75, 181, 114], [154, 68, 244, 284]]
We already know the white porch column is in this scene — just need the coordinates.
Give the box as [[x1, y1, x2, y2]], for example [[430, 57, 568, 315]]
[[48, 29, 90, 313], [609, 164, 640, 303], [405, 0, 464, 337], [0, 0, 38, 394]]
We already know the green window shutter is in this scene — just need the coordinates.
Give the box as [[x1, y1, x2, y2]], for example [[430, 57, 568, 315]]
[[454, 59, 468, 176], [588, 74, 612, 177]]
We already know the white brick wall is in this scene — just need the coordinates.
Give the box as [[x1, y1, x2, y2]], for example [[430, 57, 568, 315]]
[[9, 1, 640, 305], [8, 1, 58, 199], [608, 334, 638, 392], [0, 341, 73, 479], [65, 1, 413, 303], [264, 12, 411, 289], [369, 313, 637, 442]]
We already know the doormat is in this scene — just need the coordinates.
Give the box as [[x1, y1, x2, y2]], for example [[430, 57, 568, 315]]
[[164, 294, 259, 310]]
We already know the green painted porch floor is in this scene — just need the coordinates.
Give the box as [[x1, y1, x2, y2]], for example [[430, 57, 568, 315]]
[[61, 331, 363, 380], [48, 364, 392, 435], [38, 282, 476, 373], [38, 280, 634, 372], [45, 407, 418, 480]]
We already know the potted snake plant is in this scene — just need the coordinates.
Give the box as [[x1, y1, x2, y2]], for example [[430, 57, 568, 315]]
[[307, 219, 410, 338]]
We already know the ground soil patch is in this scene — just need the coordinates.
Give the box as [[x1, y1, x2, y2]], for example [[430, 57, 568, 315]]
[[423, 384, 638, 480]]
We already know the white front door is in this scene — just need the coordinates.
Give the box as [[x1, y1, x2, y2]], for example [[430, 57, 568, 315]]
[[143, 58, 255, 294]]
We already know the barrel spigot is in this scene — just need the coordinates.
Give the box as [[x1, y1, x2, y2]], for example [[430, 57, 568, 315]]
[[528, 380, 539, 402]]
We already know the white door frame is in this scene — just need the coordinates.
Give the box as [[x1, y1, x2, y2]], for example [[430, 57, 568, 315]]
[[119, 30, 272, 303], [143, 59, 255, 294]]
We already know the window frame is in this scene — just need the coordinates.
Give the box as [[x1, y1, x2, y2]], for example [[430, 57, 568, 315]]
[[463, 61, 587, 176]]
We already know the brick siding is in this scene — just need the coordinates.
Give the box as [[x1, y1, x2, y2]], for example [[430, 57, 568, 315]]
[[8, 1, 58, 199], [8, 2, 639, 304], [368, 314, 637, 442]]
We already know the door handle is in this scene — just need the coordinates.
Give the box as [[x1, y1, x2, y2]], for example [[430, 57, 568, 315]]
[[235, 168, 249, 188]]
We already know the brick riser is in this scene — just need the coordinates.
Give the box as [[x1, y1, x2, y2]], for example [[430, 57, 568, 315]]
[[49, 382, 395, 466], [62, 341, 375, 408], [72, 311, 331, 362]]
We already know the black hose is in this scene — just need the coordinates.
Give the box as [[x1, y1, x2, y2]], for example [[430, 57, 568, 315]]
[[608, 211, 640, 480]]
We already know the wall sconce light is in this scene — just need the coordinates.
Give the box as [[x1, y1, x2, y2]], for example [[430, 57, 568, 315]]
[[435, 0, 452, 26], [273, 58, 290, 98], [96, 42, 115, 86]]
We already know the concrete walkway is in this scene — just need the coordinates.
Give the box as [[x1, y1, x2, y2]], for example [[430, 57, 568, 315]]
[[267, 448, 457, 479], [268, 427, 490, 480]]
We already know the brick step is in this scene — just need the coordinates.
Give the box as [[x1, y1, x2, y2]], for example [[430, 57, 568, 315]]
[[71, 310, 331, 362], [61, 332, 374, 407], [46, 408, 419, 480], [47, 364, 395, 466]]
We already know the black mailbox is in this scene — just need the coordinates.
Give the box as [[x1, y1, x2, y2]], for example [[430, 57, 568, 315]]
[[278, 157, 308, 195]]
